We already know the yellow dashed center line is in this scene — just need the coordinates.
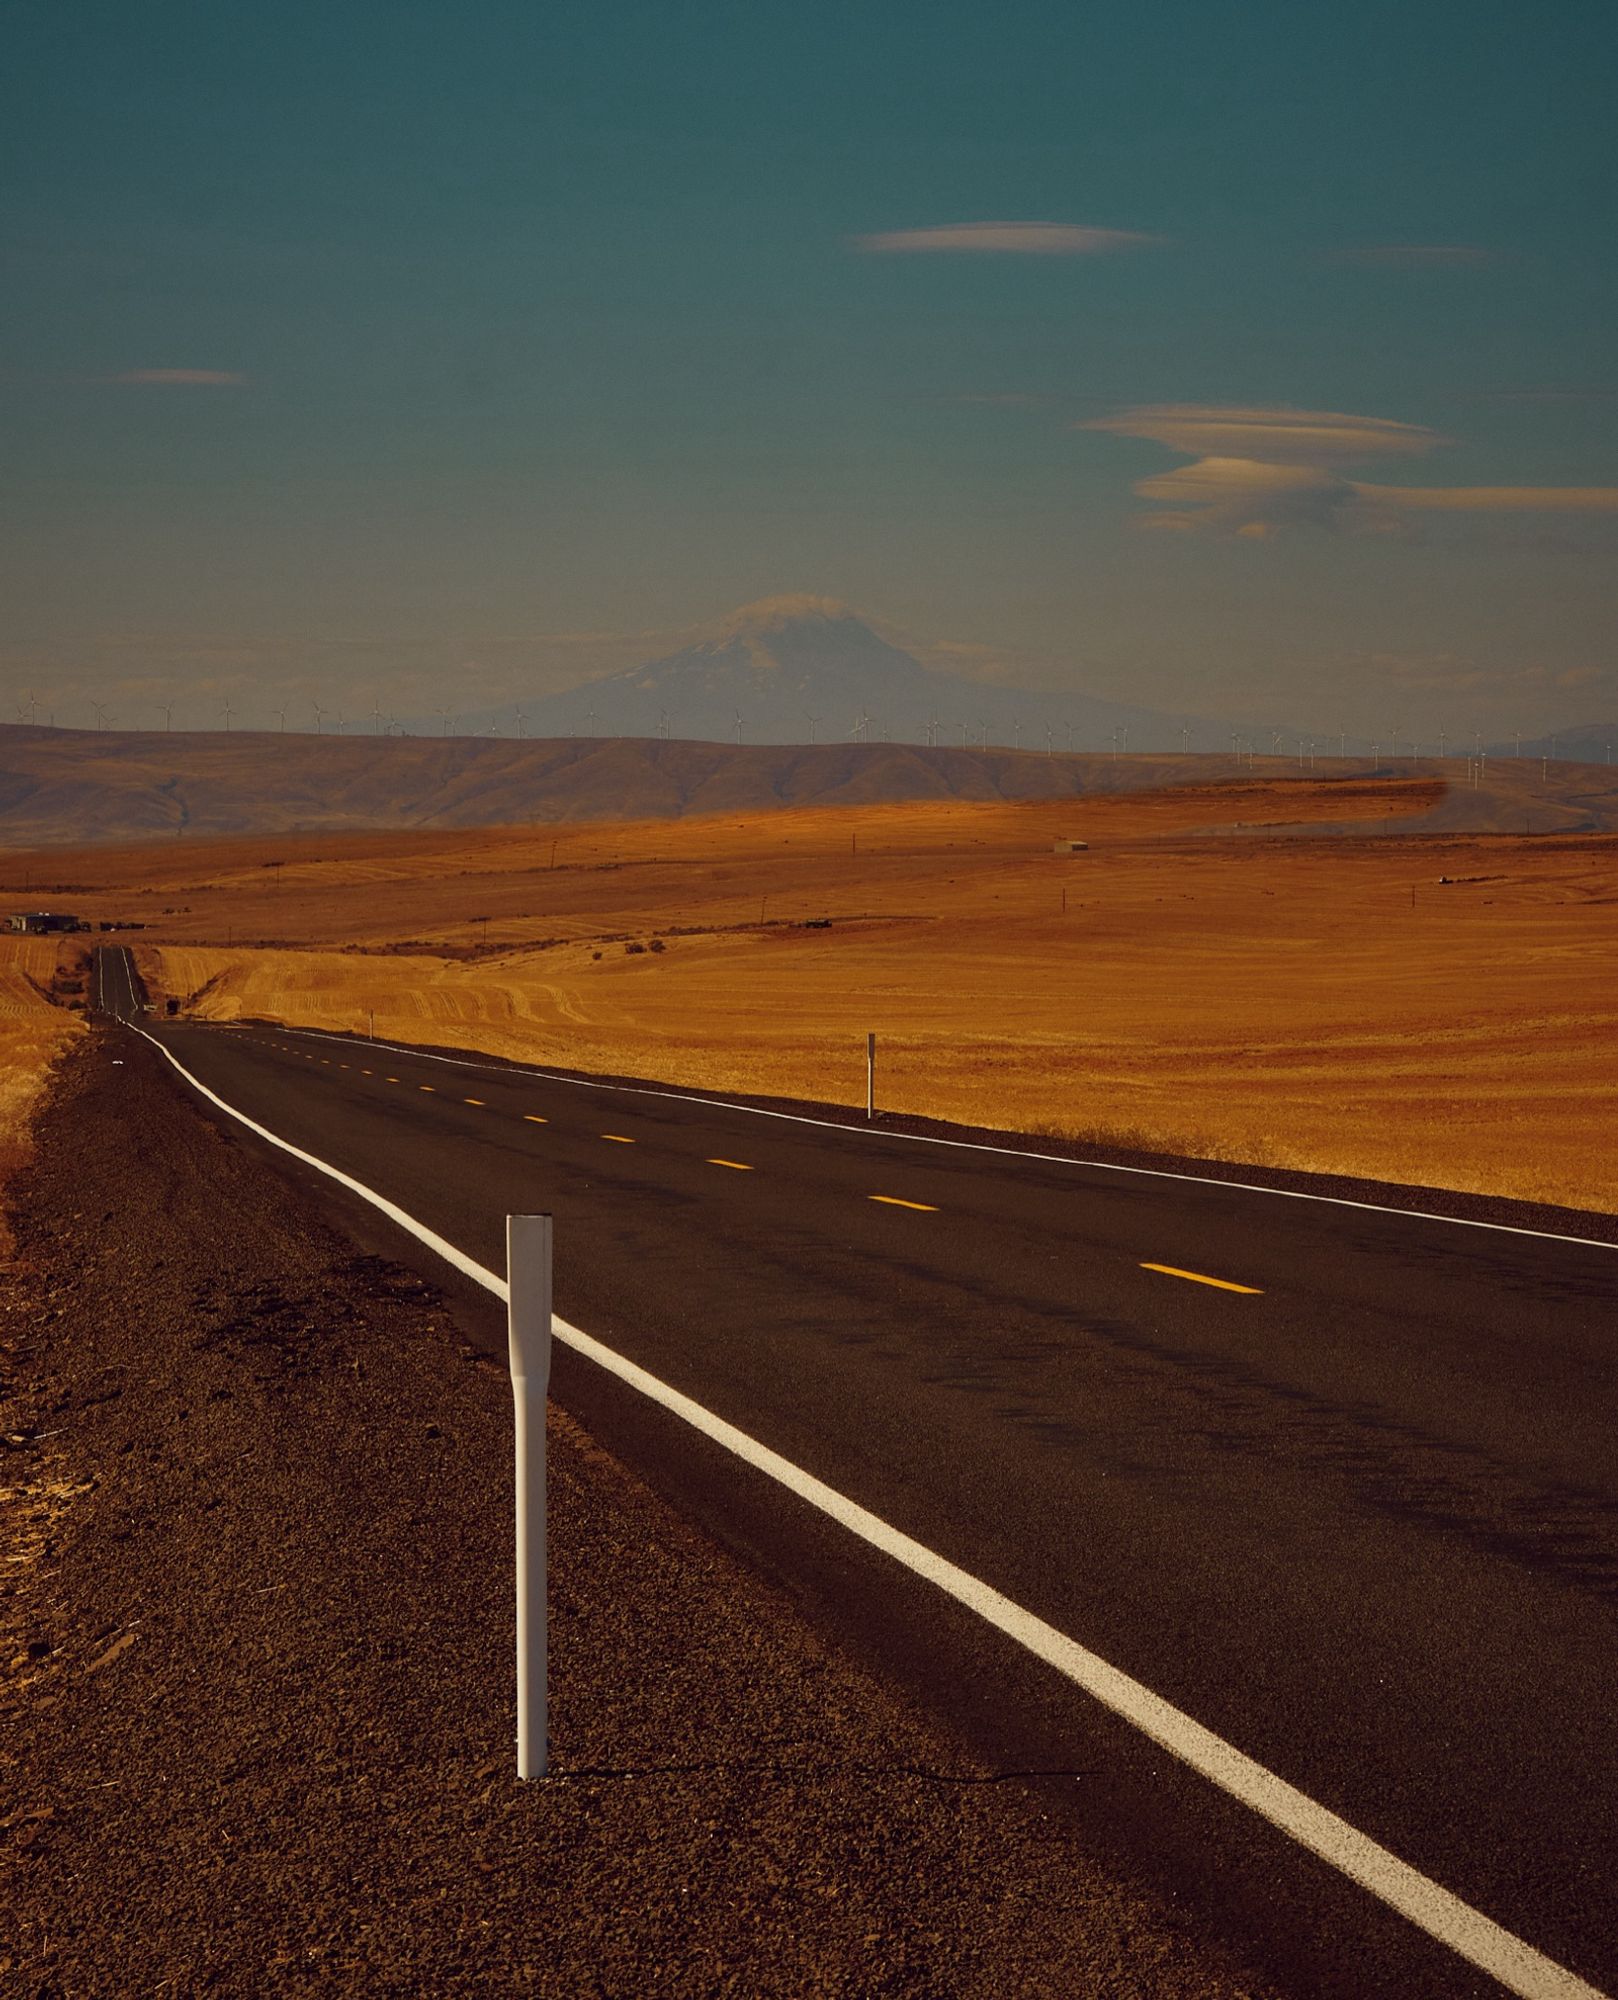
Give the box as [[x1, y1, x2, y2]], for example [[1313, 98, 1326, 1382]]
[[523, 1114, 548, 1125], [869, 1195, 938, 1212], [419, 1085, 435, 1093], [708, 1159, 753, 1171], [601, 1133, 635, 1144], [1140, 1262, 1263, 1295], [464, 1097, 486, 1107], [386, 1076, 401, 1084]]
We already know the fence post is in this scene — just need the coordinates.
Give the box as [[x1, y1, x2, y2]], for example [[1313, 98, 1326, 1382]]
[[507, 1213, 553, 1779]]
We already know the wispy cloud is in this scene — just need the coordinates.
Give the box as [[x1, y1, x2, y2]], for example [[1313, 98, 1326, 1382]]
[[1324, 244, 1495, 269], [1356, 483, 1618, 514], [1082, 402, 1618, 536], [108, 368, 249, 387], [1083, 404, 1440, 464], [853, 221, 1162, 256]]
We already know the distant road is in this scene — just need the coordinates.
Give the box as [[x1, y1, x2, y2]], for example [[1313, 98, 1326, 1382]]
[[94, 947, 1617, 1999]]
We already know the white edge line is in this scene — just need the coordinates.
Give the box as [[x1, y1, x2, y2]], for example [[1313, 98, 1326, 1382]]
[[233, 1019, 1615, 1254], [130, 1019, 1607, 2000]]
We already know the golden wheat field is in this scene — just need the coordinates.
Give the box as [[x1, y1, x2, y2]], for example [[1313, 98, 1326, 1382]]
[[19, 775, 1590, 1214], [2, 777, 1609, 1208]]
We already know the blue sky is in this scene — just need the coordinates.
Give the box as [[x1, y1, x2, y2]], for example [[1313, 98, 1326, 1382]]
[[3, 0, 1614, 737]]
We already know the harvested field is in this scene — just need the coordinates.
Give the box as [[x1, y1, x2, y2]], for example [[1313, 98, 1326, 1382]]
[[12, 778, 1618, 1211]]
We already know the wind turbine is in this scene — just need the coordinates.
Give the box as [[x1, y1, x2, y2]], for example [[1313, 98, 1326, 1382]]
[[437, 707, 452, 737], [806, 713, 818, 744], [1180, 726, 1191, 754], [157, 702, 174, 731], [515, 703, 528, 740], [220, 698, 235, 732], [372, 702, 385, 735], [734, 709, 744, 746], [312, 701, 326, 734], [92, 701, 111, 730]]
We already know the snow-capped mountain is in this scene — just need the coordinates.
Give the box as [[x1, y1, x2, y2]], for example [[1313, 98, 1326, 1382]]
[[512, 596, 1220, 751]]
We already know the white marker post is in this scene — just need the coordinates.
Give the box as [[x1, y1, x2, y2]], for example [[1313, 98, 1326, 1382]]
[[866, 1031, 876, 1121], [507, 1213, 553, 1779]]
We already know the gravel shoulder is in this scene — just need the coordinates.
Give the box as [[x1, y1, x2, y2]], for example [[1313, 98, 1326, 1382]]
[[1, 1030, 1272, 1997]]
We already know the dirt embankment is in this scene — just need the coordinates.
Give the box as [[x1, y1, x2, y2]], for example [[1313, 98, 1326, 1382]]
[[0, 1031, 1268, 1999]]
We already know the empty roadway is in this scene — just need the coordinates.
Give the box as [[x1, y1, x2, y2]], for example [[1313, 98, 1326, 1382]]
[[92, 946, 1616, 1998]]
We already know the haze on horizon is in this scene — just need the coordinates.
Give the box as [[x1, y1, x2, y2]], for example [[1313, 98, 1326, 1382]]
[[2, 1, 1613, 746]]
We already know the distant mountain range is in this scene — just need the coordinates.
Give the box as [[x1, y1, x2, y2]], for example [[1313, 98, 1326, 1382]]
[[0, 721, 1612, 852], [1486, 722, 1615, 764], [457, 596, 1239, 754], [0, 727, 1221, 849]]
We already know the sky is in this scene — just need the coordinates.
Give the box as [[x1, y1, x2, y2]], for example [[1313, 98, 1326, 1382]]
[[3, 0, 1614, 742]]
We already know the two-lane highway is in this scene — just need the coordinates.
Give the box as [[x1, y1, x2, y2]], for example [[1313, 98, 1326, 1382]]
[[94, 948, 1617, 1998]]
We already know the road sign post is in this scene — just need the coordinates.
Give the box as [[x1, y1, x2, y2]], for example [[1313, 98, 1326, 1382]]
[[866, 1032, 875, 1121], [507, 1213, 553, 1779]]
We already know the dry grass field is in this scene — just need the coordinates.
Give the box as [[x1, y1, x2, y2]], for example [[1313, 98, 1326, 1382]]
[[0, 938, 84, 1235], [9, 773, 1615, 1211]]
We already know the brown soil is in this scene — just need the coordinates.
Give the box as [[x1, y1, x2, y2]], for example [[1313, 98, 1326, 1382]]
[[0, 1031, 1269, 1998]]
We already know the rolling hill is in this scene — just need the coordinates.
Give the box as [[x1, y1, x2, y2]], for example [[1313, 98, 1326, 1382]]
[[1, 721, 1614, 851]]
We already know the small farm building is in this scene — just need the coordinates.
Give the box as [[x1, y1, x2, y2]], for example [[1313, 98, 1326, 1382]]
[[1052, 839, 1089, 855]]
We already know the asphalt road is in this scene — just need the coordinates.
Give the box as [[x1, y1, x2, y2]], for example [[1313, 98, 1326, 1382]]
[[93, 947, 1617, 1999]]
